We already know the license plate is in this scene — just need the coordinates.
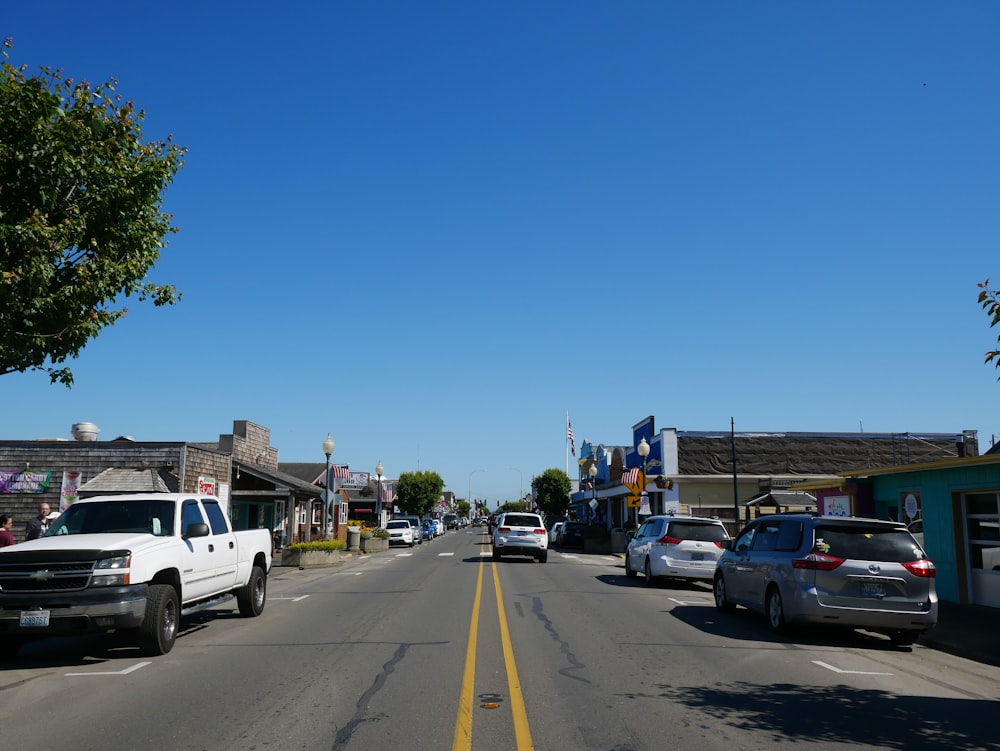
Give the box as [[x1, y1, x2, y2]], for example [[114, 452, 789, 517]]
[[20, 610, 50, 628], [691, 552, 704, 561], [861, 582, 885, 597]]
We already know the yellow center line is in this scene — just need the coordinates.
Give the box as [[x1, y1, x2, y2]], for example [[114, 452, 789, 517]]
[[491, 560, 535, 751], [452, 553, 483, 751]]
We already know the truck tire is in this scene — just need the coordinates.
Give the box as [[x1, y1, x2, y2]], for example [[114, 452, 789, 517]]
[[236, 565, 266, 617], [139, 584, 179, 656]]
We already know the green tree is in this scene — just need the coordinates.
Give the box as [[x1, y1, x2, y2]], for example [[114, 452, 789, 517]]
[[0, 39, 187, 386], [456, 500, 471, 518], [531, 468, 572, 518], [979, 279, 1000, 378], [394, 470, 445, 518]]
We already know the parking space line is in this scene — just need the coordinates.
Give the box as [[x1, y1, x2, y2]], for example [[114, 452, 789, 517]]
[[66, 661, 151, 677], [813, 660, 892, 676]]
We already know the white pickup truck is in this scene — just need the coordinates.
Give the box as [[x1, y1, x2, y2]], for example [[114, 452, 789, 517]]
[[0, 493, 272, 657]]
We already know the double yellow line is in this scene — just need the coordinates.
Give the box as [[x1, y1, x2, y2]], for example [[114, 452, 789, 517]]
[[452, 551, 534, 751]]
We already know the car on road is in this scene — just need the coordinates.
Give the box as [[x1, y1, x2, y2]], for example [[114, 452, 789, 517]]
[[386, 520, 416, 547], [444, 513, 460, 530], [556, 521, 586, 549], [396, 515, 423, 545], [625, 515, 729, 584], [713, 514, 937, 644], [548, 521, 565, 544], [492, 512, 548, 562], [420, 519, 436, 541]]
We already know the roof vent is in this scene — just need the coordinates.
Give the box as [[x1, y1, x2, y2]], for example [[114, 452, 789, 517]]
[[71, 422, 100, 441]]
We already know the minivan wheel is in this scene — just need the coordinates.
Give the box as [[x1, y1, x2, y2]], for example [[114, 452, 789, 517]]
[[714, 575, 735, 612], [888, 630, 917, 646], [644, 558, 655, 586], [625, 553, 637, 578], [766, 587, 786, 634]]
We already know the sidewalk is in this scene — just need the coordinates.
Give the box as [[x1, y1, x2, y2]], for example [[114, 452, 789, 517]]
[[920, 601, 1000, 667]]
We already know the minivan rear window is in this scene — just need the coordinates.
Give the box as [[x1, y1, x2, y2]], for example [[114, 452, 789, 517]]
[[667, 521, 728, 542], [814, 524, 923, 562], [503, 515, 541, 528]]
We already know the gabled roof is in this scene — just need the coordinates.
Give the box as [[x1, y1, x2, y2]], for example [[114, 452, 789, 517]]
[[80, 467, 178, 494]]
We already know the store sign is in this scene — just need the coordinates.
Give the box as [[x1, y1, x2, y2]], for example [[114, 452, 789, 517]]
[[0, 470, 52, 494], [198, 476, 217, 496]]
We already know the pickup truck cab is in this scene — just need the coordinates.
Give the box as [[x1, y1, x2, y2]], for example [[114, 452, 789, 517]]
[[0, 493, 272, 657]]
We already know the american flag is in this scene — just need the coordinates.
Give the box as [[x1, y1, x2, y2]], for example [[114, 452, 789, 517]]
[[333, 465, 350, 480], [567, 414, 575, 456], [622, 467, 639, 485], [380, 482, 396, 505]]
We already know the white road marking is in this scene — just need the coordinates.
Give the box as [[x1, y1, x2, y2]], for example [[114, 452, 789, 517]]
[[396, 553, 414, 557], [438, 552, 455, 557], [813, 660, 892, 676], [66, 661, 151, 677], [270, 595, 311, 601]]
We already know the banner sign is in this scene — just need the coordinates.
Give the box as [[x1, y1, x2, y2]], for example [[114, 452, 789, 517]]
[[0, 470, 53, 494], [60, 471, 82, 510]]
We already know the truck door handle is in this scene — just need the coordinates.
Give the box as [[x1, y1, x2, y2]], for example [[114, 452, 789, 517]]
[[229, 541, 235, 549], [208, 544, 215, 552]]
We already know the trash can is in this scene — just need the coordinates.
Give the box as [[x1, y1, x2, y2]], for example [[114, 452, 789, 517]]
[[611, 528, 627, 554], [347, 526, 361, 551]]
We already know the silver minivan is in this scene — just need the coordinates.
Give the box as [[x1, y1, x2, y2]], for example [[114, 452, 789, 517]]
[[713, 514, 937, 644]]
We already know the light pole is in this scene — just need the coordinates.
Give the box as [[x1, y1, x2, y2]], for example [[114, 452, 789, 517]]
[[469, 469, 485, 513], [637, 437, 650, 528], [375, 460, 384, 528], [588, 462, 598, 519], [322, 433, 335, 542], [506, 467, 523, 504]]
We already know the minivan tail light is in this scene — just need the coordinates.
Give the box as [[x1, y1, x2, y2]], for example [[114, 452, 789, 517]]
[[903, 559, 937, 578], [533, 528, 546, 535], [792, 553, 844, 571], [656, 535, 682, 545]]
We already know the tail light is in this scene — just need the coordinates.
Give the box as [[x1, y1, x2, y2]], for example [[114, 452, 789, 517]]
[[714, 541, 725, 548], [533, 528, 546, 535], [792, 553, 844, 571], [498, 526, 511, 533], [903, 559, 937, 578], [656, 535, 682, 545]]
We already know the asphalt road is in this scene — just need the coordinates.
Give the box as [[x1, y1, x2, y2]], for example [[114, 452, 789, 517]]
[[2, 526, 999, 751]]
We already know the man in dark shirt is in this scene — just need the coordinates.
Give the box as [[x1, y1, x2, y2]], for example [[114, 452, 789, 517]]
[[25, 502, 51, 541]]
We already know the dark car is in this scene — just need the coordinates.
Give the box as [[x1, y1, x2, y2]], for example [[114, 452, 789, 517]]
[[444, 513, 459, 530], [556, 521, 586, 548]]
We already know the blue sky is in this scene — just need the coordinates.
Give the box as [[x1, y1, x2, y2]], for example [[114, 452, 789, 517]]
[[4, 2, 999, 505]]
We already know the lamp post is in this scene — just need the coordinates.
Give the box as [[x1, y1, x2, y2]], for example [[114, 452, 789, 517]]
[[375, 460, 384, 528], [588, 462, 598, 519], [322, 433, 335, 542], [637, 437, 650, 528], [469, 468, 485, 513]]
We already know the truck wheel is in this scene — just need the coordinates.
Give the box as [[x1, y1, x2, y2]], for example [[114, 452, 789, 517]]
[[237, 565, 267, 617], [139, 584, 179, 656]]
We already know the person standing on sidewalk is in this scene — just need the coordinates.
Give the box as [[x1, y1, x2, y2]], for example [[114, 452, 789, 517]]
[[25, 502, 51, 541], [0, 515, 14, 547]]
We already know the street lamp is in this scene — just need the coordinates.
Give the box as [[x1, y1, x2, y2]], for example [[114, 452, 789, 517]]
[[375, 460, 384, 527], [322, 434, 335, 542], [469, 469, 485, 512], [637, 437, 650, 528], [588, 462, 598, 517]]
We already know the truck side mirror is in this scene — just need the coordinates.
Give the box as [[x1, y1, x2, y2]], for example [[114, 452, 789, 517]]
[[183, 522, 210, 539]]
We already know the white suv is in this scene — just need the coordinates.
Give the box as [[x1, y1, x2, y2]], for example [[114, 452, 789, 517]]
[[492, 512, 548, 563], [386, 520, 415, 547]]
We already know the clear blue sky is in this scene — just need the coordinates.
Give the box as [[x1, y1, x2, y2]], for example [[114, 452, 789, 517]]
[[4, 2, 999, 505]]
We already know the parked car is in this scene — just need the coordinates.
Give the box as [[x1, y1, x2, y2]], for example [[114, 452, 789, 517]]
[[548, 521, 566, 544], [396, 515, 423, 544], [420, 519, 436, 541], [625, 515, 729, 584], [492, 512, 548, 562], [386, 520, 416, 547], [713, 514, 937, 644], [556, 521, 586, 548], [444, 513, 460, 530]]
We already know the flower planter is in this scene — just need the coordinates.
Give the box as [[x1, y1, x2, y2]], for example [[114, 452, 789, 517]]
[[281, 549, 342, 568], [360, 537, 389, 553]]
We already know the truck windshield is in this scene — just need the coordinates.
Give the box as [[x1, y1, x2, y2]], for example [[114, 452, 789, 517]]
[[47, 500, 177, 536]]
